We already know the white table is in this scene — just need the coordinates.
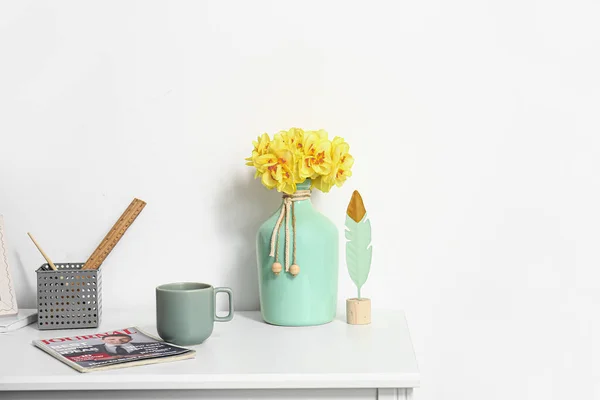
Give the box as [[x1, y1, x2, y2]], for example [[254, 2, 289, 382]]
[[0, 309, 419, 400]]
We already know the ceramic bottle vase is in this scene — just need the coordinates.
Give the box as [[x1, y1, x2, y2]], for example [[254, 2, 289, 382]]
[[256, 180, 339, 326]]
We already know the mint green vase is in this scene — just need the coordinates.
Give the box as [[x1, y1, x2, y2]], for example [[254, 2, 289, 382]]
[[256, 180, 339, 326]]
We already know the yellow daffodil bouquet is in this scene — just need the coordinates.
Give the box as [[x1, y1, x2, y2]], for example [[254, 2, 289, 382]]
[[245, 128, 354, 194]]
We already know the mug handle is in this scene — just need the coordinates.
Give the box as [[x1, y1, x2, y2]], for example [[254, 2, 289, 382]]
[[214, 287, 234, 322]]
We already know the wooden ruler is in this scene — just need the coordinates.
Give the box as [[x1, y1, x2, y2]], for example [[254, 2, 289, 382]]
[[82, 198, 146, 270]]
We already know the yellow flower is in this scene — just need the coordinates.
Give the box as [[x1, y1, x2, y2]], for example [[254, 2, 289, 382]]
[[281, 127, 305, 157], [330, 136, 353, 186], [299, 129, 333, 180], [254, 135, 297, 194], [311, 136, 353, 192], [245, 133, 271, 178]]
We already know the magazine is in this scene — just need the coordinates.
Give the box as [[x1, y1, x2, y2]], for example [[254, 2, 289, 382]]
[[32, 327, 195, 372]]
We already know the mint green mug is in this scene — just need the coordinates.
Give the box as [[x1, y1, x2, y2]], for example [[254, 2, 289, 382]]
[[156, 282, 234, 346]]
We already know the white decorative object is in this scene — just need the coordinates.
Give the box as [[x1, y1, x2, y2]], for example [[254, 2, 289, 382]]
[[0, 309, 37, 333], [0, 216, 18, 316]]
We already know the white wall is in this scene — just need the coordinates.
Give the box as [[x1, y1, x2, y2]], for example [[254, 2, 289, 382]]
[[1, 1, 599, 399]]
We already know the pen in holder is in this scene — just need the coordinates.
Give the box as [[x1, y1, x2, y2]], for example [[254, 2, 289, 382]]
[[36, 263, 102, 330]]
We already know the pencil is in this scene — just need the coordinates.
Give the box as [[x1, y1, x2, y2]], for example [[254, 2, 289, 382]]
[[27, 232, 58, 271]]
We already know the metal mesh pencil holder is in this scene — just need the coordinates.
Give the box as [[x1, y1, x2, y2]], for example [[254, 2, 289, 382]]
[[36, 263, 102, 330]]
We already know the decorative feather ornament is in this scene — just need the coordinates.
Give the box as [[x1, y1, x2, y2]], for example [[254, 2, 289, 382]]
[[345, 190, 372, 299]]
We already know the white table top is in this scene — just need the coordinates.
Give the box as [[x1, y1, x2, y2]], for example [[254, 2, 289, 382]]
[[0, 309, 420, 391]]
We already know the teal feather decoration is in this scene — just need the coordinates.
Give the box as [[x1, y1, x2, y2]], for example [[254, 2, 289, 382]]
[[345, 191, 372, 299]]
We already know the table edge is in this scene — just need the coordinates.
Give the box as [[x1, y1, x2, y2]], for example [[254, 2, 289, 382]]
[[0, 372, 421, 391]]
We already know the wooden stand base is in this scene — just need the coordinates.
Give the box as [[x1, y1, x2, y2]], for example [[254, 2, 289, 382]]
[[346, 298, 371, 325]]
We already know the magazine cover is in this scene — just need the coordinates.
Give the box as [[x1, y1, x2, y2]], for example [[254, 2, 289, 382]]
[[32, 327, 195, 372]]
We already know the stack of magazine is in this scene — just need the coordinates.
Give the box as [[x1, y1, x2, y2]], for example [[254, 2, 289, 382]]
[[33, 327, 195, 372]]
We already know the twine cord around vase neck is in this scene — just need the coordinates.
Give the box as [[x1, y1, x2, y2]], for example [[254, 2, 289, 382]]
[[269, 190, 311, 271]]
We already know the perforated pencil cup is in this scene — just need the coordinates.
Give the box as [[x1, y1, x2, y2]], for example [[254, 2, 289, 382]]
[[36, 263, 102, 330]]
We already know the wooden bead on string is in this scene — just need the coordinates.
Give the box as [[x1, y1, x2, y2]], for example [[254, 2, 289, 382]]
[[272, 262, 282, 275], [289, 264, 300, 276]]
